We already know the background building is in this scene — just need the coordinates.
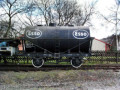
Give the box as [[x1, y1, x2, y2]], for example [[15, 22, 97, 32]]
[[92, 38, 111, 51]]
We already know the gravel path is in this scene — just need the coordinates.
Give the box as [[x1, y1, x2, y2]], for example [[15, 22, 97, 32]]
[[0, 70, 120, 90]]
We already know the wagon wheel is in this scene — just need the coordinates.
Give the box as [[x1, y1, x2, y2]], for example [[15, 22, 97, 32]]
[[71, 58, 83, 68], [32, 57, 44, 68]]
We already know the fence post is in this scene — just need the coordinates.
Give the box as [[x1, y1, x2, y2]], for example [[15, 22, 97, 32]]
[[27, 57, 29, 64], [100, 52, 103, 64], [116, 51, 118, 64], [3, 56, 7, 64], [0, 56, 1, 63]]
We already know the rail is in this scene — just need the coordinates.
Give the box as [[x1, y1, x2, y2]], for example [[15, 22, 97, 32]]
[[0, 64, 120, 71]]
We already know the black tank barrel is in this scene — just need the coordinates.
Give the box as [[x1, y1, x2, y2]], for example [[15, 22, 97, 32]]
[[24, 26, 91, 53]]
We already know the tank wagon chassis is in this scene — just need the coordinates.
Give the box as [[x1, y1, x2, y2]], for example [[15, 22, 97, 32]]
[[20, 38, 92, 68]]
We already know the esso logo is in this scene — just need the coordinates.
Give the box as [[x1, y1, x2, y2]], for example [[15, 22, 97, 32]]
[[26, 30, 42, 39], [73, 30, 89, 39]]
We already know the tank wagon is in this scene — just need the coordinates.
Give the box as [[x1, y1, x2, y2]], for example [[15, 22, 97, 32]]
[[0, 25, 93, 68]]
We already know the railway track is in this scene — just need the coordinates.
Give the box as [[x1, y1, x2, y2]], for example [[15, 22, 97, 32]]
[[0, 64, 120, 71]]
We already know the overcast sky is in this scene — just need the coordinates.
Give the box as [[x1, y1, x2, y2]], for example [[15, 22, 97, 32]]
[[0, 0, 119, 39], [80, 0, 118, 39]]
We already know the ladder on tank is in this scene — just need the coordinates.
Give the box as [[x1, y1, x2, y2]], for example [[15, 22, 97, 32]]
[[54, 28, 60, 59], [54, 40, 60, 62], [55, 40, 60, 53]]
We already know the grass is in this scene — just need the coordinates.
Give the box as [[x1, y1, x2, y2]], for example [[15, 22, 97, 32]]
[[15, 73, 28, 80], [0, 70, 117, 85], [83, 60, 120, 65], [0, 70, 81, 84], [0, 56, 120, 65]]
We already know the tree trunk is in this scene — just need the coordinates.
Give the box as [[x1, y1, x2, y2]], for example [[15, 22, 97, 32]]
[[4, 17, 11, 38]]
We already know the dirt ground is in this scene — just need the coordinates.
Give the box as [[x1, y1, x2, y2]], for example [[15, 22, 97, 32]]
[[0, 70, 120, 90]]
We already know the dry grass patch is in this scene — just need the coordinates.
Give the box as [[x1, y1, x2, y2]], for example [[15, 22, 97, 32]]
[[0, 70, 117, 85]]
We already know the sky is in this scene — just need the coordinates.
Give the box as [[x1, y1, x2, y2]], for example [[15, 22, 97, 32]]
[[78, 0, 119, 39], [0, 0, 119, 39]]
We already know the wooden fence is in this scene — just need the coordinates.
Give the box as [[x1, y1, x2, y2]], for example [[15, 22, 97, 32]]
[[0, 51, 120, 65], [88, 51, 120, 63]]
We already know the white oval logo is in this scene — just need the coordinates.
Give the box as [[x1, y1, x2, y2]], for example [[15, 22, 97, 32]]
[[73, 30, 89, 39], [26, 30, 42, 39]]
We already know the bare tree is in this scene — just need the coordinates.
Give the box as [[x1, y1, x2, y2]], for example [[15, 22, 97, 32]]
[[0, 0, 97, 36], [0, 0, 27, 38], [34, 0, 96, 26], [0, 21, 10, 38], [74, 5, 94, 26], [34, 0, 54, 26], [22, 0, 39, 26], [73, 0, 98, 26], [54, 0, 78, 25], [35, 0, 78, 25], [99, 0, 120, 50]]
